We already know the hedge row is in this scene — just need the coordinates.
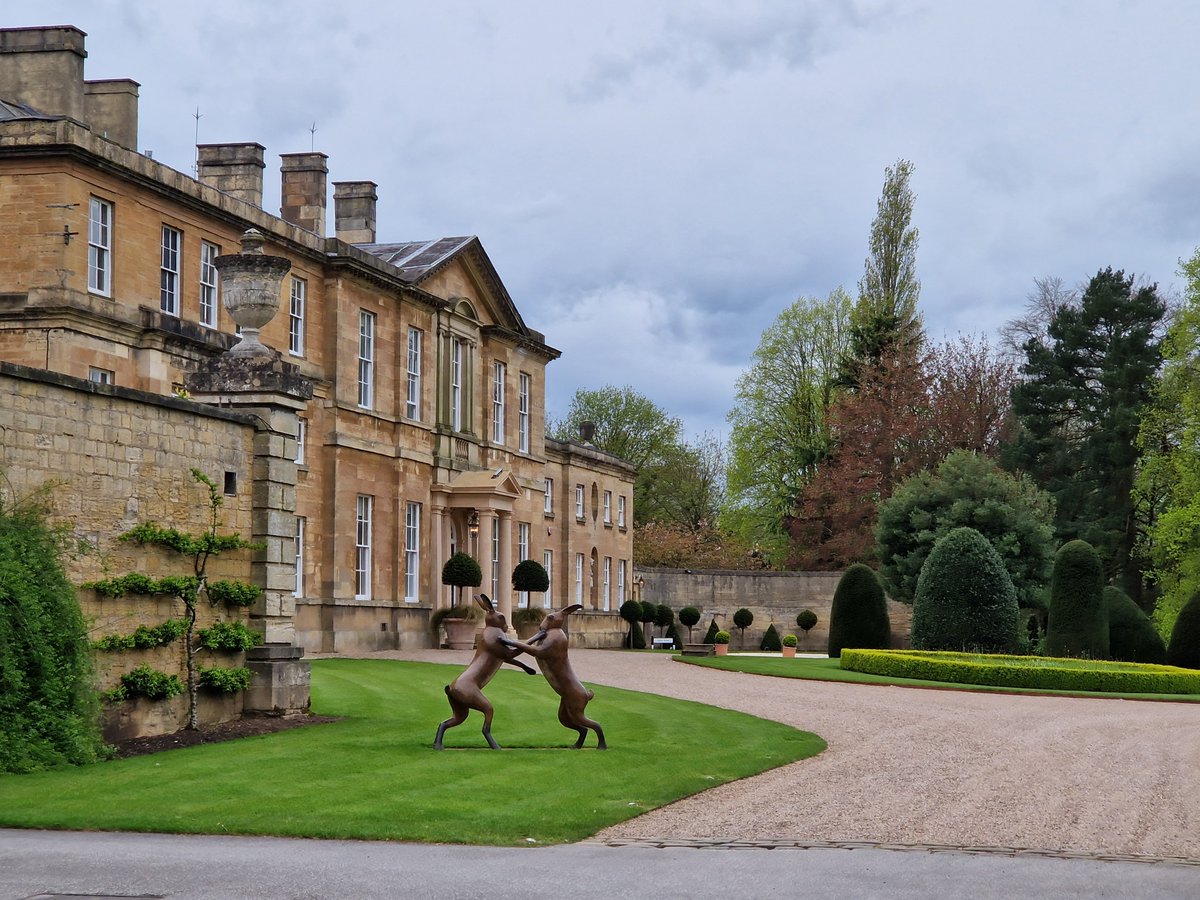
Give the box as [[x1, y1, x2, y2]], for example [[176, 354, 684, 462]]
[[840, 649, 1200, 695]]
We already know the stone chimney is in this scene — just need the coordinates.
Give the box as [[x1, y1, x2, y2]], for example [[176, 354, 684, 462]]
[[197, 143, 266, 207], [0, 26, 87, 121], [333, 181, 378, 245], [280, 152, 328, 237], [84, 78, 139, 149]]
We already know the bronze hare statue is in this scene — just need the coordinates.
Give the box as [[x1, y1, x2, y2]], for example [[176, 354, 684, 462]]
[[434, 593, 535, 750]]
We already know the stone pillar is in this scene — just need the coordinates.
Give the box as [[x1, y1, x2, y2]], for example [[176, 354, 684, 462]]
[[432, 503, 448, 607], [280, 152, 328, 237], [497, 511, 513, 624], [333, 181, 377, 244], [84, 78, 139, 150], [244, 643, 310, 716], [479, 510, 497, 603], [198, 143, 266, 206]]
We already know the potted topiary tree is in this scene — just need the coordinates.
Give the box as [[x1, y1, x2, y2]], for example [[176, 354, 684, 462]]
[[782, 633, 799, 658], [733, 607, 754, 649], [512, 558, 550, 631], [760, 623, 782, 652], [714, 630, 731, 656], [437, 552, 483, 649], [619, 599, 646, 649], [679, 606, 701, 642], [796, 609, 818, 647]]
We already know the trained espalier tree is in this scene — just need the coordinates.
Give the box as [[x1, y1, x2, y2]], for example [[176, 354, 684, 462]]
[[84, 469, 262, 731], [910, 527, 1020, 653], [827, 564, 890, 658], [1043, 540, 1109, 659]]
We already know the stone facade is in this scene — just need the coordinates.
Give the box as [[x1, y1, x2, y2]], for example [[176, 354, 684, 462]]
[[0, 26, 635, 669]]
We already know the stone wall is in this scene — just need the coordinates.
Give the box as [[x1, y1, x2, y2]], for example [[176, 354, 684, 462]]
[[637, 567, 913, 652]]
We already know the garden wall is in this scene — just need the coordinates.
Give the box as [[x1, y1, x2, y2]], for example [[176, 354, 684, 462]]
[[637, 567, 913, 651]]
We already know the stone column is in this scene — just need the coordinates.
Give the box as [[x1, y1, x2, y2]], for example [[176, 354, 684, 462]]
[[479, 510, 498, 602], [497, 511, 513, 624], [432, 503, 447, 608]]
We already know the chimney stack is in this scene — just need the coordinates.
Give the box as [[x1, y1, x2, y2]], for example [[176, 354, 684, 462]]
[[0, 26, 87, 121], [84, 78, 139, 149], [280, 152, 328, 237], [333, 181, 378, 245], [197, 143, 266, 207]]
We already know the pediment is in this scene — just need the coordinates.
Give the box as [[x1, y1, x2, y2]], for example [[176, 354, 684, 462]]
[[443, 466, 524, 503]]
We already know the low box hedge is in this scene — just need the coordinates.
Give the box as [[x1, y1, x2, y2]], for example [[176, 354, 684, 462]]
[[840, 649, 1200, 695]]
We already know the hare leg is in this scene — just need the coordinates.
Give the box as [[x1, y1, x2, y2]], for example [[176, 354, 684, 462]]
[[479, 697, 501, 750], [434, 692, 470, 750]]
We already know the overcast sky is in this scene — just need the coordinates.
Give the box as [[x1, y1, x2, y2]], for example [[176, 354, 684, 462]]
[[19, 1, 1200, 439]]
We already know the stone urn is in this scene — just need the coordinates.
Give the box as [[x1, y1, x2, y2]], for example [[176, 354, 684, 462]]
[[443, 618, 480, 651], [215, 228, 292, 357]]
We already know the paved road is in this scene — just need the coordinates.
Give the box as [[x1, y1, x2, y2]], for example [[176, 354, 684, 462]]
[[1, 828, 1198, 899]]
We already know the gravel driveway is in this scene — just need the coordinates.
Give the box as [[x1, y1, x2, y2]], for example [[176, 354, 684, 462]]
[[368, 648, 1200, 860]]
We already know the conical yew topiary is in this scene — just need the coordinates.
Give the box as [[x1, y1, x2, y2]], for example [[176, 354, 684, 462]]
[[911, 526, 1020, 653], [1166, 589, 1200, 670], [760, 623, 782, 651], [827, 564, 890, 658], [1044, 540, 1108, 658], [702, 617, 720, 644], [1105, 586, 1166, 664]]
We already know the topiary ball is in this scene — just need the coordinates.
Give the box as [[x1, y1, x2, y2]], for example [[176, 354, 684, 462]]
[[796, 609, 818, 632], [1166, 590, 1200, 670], [511, 559, 549, 593], [1105, 586, 1166, 664], [828, 564, 891, 658], [911, 527, 1019, 653], [679, 606, 701, 629], [1044, 540, 1108, 659]]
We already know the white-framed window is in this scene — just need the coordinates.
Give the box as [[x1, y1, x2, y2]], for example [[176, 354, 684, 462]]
[[517, 522, 530, 608], [544, 478, 553, 515], [450, 337, 464, 431], [603, 490, 612, 525], [358, 310, 375, 409], [406, 327, 422, 420], [575, 484, 584, 519], [491, 517, 500, 599], [543, 549, 553, 609], [199, 241, 219, 328], [618, 559, 627, 604], [518, 373, 531, 452], [160, 225, 181, 316], [574, 553, 584, 603], [294, 516, 306, 598], [88, 196, 112, 296], [88, 367, 114, 385], [295, 417, 306, 465], [491, 361, 506, 445], [618, 495, 627, 528], [355, 494, 373, 599], [603, 557, 612, 611], [405, 501, 421, 601], [289, 276, 306, 356]]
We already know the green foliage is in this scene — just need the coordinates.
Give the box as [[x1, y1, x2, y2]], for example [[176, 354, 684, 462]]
[[618, 600, 642, 624], [511, 559, 549, 594], [441, 553, 482, 590], [628, 620, 647, 650], [511, 606, 547, 628], [678, 606, 700, 629], [733, 608, 754, 630], [876, 450, 1056, 609], [0, 486, 107, 773], [840, 649, 1200, 695], [654, 604, 674, 629], [206, 580, 262, 608], [1105, 587, 1166, 664], [198, 666, 252, 694], [84, 572, 201, 599], [664, 622, 683, 650], [197, 620, 263, 652], [827, 564, 891, 658], [702, 618, 720, 644], [430, 604, 480, 633], [120, 521, 252, 557], [782, 633, 798, 648], [910, 527, 1020, 653], [93, 618, 188, 651], [638, 601, 656, 625], [115, 664, 184, 701], [760, 624, 782, 651], [1044, 540, 1109, 659], [714, 630, 730, 644], [1006, 268, 1166, 603], [1166, 590, 1200, 670], [796, 609, 818, 633], [726, 288, 855, 558]]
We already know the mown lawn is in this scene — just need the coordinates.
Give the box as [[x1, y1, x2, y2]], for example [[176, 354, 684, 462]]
[[0, 658, 823, 845], [680, 654, 1200, 702]]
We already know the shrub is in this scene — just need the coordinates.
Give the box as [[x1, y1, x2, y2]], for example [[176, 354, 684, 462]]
[[441, 552, 482, 606], [714, 630, 731, 645], [664, 622, 683, 650], [1166, 589, 1200, 670], [198, 666, 252, 694], [733, 607, 754, 648], [782, 633, 798, 648], [655, 604, 674, 631], [702, 618, 720, 644], [678, 606, 701, 639], [430, 604, 480, 634], [827, 564, 891, 658], [629, 620, 647, 649], [619, 599, 643, 648], [911, 527, 1020, 653], [760, 623, 782, 651], [512, 606, 547, 629], [1105, 587, 1166, 664], [0, 491, 107, 773], [197, 620, 263, 652], [117, 664, 184, 701], [1044, 540, 1109, 658], [796, 609, 818, 633], [512, 559, 549, 594], [639, 601, 657, 626]]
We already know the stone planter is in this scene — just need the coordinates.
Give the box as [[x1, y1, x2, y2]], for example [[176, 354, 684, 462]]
[[443, 618, 480, 650], [714, 643, 729, 656]]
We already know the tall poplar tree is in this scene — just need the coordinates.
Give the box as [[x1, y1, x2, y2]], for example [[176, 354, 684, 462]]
[[1004, 268, 1165, 604]]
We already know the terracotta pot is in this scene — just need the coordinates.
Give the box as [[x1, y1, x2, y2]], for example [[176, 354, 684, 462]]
[[714, 644, 729, 656], [782, 646, 797, 658]]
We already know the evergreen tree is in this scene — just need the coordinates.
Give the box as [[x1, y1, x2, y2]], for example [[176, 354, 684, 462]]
[[1044, 540, 1109, 659], [1104, 587, 1166, 664], [827, 564, 891, 658], [1166, 590, 1200, 669], [1005, 268, 1165, 605]]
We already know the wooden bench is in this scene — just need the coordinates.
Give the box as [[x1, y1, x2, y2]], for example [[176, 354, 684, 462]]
[[681, 643, 714, 657], [651, 637, 675, 650]]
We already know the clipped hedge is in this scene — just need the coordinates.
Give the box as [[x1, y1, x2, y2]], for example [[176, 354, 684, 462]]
[[1044, 540, 1108, 658], [827, 564, 890, 658], [840, 649, 1200, 695], [1167, 590, 1200, 670], [1105, 587, 1166, 664]]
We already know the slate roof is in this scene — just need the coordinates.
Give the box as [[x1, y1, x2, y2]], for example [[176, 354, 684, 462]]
[[0, 97, 56, 121], [358, 236, 475, 283]]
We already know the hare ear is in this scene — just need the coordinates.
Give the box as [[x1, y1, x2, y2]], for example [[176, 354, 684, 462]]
[[475, 594, 494, 612], [562, 604, 583, 616]]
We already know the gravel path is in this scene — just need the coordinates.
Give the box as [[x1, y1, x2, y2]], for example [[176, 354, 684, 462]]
[[364, 648, 1200, 859]]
